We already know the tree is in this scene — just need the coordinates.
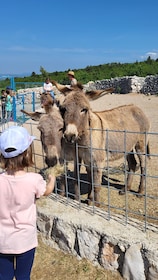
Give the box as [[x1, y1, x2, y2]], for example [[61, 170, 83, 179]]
[[40, 66, 48, 78], [31, 72, 36, 77], [146, 56, 153, 65]]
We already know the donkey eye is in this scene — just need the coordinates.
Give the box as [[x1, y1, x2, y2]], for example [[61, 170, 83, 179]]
[[81, 108, 88, 113]]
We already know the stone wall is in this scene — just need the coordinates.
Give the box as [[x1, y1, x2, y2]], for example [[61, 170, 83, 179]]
[[92, 75, 158, 95], [37, 195, 158, 280]]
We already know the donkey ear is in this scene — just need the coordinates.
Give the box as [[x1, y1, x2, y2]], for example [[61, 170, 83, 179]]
[[85, 87, 114, 100], [51, 80, 72, 95], [21, 109, 43, 121]]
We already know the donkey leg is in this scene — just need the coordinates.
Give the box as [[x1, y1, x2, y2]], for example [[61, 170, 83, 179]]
[[94, 169, 102, 207], [138, 166, 146, 194], [73, 157, 82, 201], [135, 142, 147, 195], [119, 152, 137, 194], [126, 153, 138, 191], [87, 167, 102, 207], [136, 152, 146, 194], [58, 175, 66, 197]]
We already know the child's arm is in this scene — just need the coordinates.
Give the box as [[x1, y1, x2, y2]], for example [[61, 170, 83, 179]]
[[43, 174, 56, 196]]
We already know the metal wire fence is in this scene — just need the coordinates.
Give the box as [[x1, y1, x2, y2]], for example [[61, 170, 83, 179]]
[[51, 129, 158, 233], [0, 93, 158, 233]]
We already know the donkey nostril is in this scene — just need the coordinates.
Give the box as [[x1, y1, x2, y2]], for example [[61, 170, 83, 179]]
[[64, 133, 76, 143]]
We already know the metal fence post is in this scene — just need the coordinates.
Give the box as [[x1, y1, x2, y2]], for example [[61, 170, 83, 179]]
[[32, 92, 35, 111], [12, 96, 16, 121], [10, 77, 15, 91]]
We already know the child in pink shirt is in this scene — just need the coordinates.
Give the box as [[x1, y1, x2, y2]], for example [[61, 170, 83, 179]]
[[0, 125, 55, 279]]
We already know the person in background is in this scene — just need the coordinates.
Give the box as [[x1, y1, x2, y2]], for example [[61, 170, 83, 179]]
[[43, 78, 55, 99], [5, 89, 13, 121], [67, 71, 77, 86], [0, 125, 55, 279], [1, 89, 7, 121]]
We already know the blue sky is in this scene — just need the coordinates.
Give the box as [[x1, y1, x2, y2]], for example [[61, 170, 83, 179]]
[[0, 0, 158, 75]]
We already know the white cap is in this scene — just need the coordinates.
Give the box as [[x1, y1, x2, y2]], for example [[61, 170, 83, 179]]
[[0, 126, 35, 158]]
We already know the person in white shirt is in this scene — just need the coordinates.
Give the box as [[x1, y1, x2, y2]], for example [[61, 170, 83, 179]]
[[67, 71, 77, 87], [43, 78, 55, 99]]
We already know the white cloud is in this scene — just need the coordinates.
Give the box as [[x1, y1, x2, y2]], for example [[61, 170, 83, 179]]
[[141, 51, 158, 60], [6, 46, 92, 54], [146, 52, 158, 59]]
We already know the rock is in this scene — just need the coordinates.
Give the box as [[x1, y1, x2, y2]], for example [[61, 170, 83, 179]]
[[122, 243, 145, 280], [100, 242, 119, 270]]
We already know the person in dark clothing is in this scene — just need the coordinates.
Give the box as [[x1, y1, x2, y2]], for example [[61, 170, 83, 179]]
[[1, 90, 7, 120]]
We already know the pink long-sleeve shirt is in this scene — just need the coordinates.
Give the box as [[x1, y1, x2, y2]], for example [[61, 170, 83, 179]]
[[0, 172, 46, 254]]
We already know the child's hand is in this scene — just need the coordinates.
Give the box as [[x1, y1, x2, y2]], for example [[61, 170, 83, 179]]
[[47, 174, 56, 183], [44, 174, 56, 196]]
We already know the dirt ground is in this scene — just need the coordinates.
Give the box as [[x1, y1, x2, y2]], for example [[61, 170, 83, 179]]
[[28, 93, 158, 279]]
